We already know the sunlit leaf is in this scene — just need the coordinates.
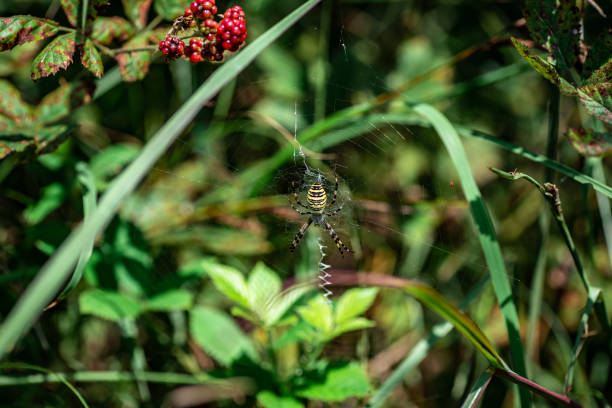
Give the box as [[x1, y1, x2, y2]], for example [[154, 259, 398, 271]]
[[23, 182, 67, 225], [247, 262, 281, 314], [34, 80, 95, 125], [567, 128, 612, 157], [80, 39, 103, 78], [31, 33, 76, 81], [122, 0, 152, 30], [256, 391, 304, 408], [115, 32, 152, 82], [190, 306, 257, 366], [297, 295, 333, 333], [296, 361, 371, 401], [0, 15, 59, 51], [264, 284, 311, 327], [205, 261, 250, 309], [334, 287, 378, 325], [329, 317, 375, 339], [90, 17, 135, 45], [145, 289, 193, 311], [79, 289, 142, 321]]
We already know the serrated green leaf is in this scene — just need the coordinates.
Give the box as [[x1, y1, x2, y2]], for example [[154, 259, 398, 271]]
[[0, 15, 59, 51], [90, 16, 135, 46], [523, 0, 580, 73], [256, 391, 304, 408], [247, 262, 281, 314], [0, 125, 71, 162], [0, 80, 32, 125], [115, 32, 152, 82], [122, 0, 152, 30], [334, 287, 378, 325], [263, 284, 310, 327], [23, 182, 67, 225], [329, 317, 375, 340], [578, 83, 612, 125], [205, 261, 250, 309], [567, 128, 612, 157], [80, 39, 103, 77], [190, 306, 257, 366], [145, 289, 193, 311], [31, 32, 76, 81], [34, 81, 95, 125], [59, 0, 80, 27], [154, 0, 188, 20], [583, 33, 611, 85], [79, 289, 142, 321], [296, 361, 371, 401], [297, 295, 333, 333]]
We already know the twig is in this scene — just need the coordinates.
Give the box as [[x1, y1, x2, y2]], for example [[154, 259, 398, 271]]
[[494, 369, 582, 408]]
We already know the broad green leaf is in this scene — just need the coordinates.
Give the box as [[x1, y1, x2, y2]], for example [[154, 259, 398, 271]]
[[122, 0, 152, 30], [205, 261, 250, 309], [145, 289, 193, 311], [523, 0, 580, 73], [334, 287, 378, 325], [34, 81, 95, 125], [0, 125, 71, 162], [567, 128, 612, 157], [0, 80, 32, 125], [58, 162, 97, 299], [23, 182, 67, 225], [31, 33, 76, 81], [90, 17, 135, 45], [80, 39, 103, 78], [412, 105, 519, 375], [297, 295, 333, 333], [190, 307, 257, 366], [578, 83, 612, 125], [329, 317, 375, 339], [115, 32, 152, 82], [263, 284, 311, 327], [154, 0, 188, 20], [0, 15, 59, 51], [296, 361, 371, 401], [89, 143, 140, 188], [247, 262, 281, 314], [256, 391, 304, 408], [79, 289, 142, 321]]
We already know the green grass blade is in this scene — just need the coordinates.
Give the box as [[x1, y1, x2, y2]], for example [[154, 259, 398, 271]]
[[461, 370, 494, 408], [367, 277, 490, 408], [58, 162, 97, 300], [412, 103, 530, 408], [0, 0, 323, 361]]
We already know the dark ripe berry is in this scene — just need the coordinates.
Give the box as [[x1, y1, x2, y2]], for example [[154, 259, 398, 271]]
[[190, 52, 201, 63], [191, 0, 216, 20], [206, 33, 215, 41], [161, 36, 184, 59]]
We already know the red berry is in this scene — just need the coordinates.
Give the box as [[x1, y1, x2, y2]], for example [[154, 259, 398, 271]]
[[184, 8, 192, 16], [190, 52, 201, 63]]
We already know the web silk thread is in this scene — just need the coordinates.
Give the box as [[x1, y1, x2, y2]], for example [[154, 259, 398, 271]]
[[317, 237, 333, 303]]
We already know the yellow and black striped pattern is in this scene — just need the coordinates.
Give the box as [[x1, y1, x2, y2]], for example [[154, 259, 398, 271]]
[[290, 218, 313, 252], [306, 183, 327, 210]]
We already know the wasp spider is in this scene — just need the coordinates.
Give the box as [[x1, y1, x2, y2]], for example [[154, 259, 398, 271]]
[[289, 170, 351, 256]]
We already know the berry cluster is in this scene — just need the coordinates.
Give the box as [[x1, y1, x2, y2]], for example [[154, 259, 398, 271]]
[[217, 6, 247, 51], [158, 36, 185, 59], [162, 2, 247, 64]]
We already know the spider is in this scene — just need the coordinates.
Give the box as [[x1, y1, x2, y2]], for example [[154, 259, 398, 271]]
[[289, 170, 352, 256]]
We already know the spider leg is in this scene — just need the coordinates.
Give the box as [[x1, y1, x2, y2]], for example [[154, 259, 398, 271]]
[[325, 167, 339, 208], [290, 218, 314, 252], [289, 200, 313, 216], [322, 219, 351, 257], [325, 200, 346, 217], [291, 181, 310, 209]]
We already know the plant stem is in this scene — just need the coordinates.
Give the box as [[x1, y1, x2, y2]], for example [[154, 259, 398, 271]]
[[0, 371, 217, 385]]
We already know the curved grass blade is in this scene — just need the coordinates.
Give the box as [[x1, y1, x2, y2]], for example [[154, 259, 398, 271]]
[[1, 362, 89, 407], [367, 277, 490, 408], [412, 103, 530, 408], [461, 370, 494, 408], [0, 0, 323, 360]]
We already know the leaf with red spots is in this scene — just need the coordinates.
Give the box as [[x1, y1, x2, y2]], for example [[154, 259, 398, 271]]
[[122, 0, 153, 30], [80, 39, 104, 78], [0, 15, 59, 51], [568, 128, 612, 158], [583, 34, 612, 86], [523, 0, 581, 73], [90, 16, 135, 45], [0, 124, 72, 162], [34, 80, 95, 125], [154, 0, 188, 20], [60, 0, 111, 27], [116, 32, 152, 82], [31, 32, 76, 81], [0, 80, 33, 126], [578, 83, 612, 125]]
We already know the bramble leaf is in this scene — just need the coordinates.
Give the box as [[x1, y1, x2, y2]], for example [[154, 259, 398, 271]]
[[578, 83, 612, 125], [79, 289, 142, 321], [0, 80, 32, 126], [247, 262, 281, 313], [80, 39, 104, 77], [34, 80, 95, 125], [567, 128, 612, 157], [122, 0, 153, 30], [0, 125, 71, 162], [115, 32, 152, 82], [154, 0, 189, 20], [296, 361, 371, 401], [190, 306, 257, 366], [583, 33, 612, 86], [335, 287, 378, 325], [205, 260, 250, 309], [90, 16, 135, 45], [0, 15, 59, 51], [60, 0, 111, 27], [31, 33, 76, 80]]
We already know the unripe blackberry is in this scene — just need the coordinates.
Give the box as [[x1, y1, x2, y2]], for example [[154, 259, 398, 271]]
[[216, 6, 247, 52], [158, 36, 185, 59], [190, 0, 218, 20]]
